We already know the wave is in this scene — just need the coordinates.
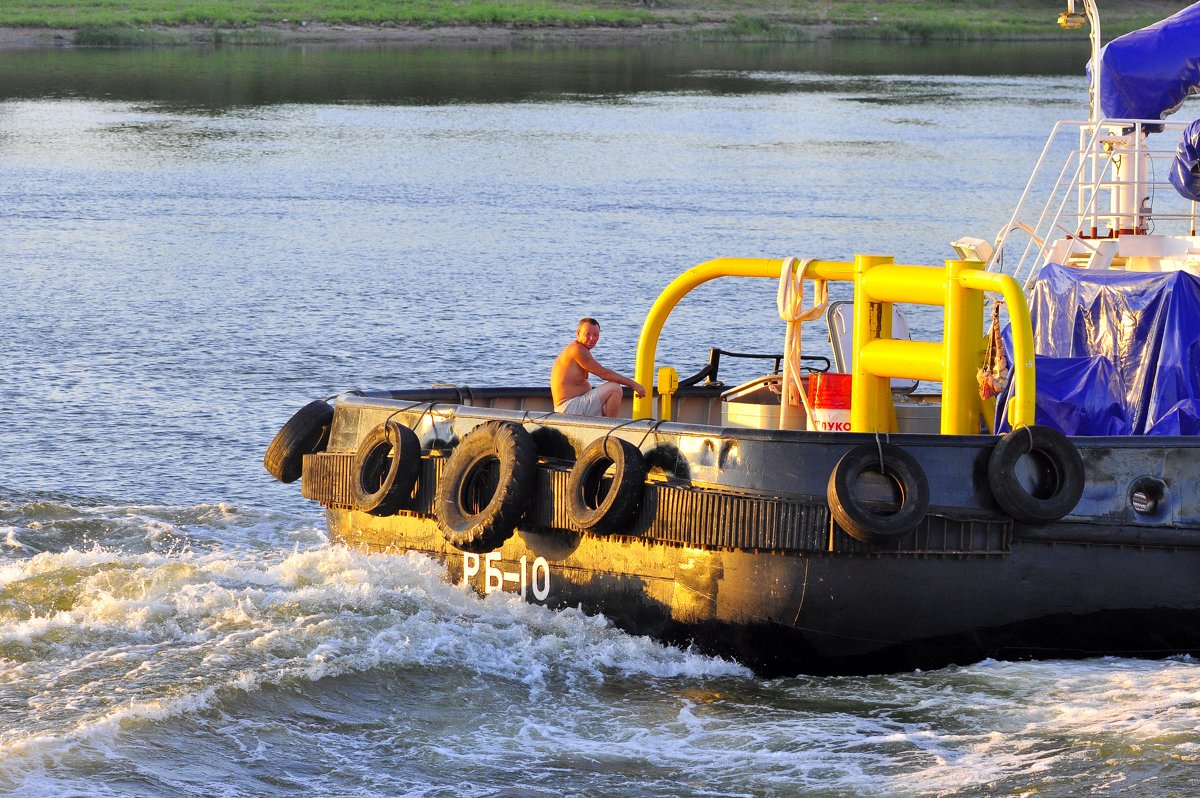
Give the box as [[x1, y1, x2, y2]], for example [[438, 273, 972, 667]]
[[0, 538, 749, 793], [2, 491, 1198, 797], [0, 487, 326, 557]]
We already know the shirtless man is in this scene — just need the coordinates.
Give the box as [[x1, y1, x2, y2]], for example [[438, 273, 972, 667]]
[[550, 317, 646, 417]]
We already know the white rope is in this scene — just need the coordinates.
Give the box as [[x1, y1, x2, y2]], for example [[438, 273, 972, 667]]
[[776, 257, 828, 430]]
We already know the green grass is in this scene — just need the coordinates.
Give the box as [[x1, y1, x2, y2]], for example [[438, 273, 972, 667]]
[[73, 26, 186, 46], [832, 20, 1042, 42], [0, 0, 1190, 42], [824, 0, 1189, 40], [0, 0, 654, 29], [705, 14, 815, 42]]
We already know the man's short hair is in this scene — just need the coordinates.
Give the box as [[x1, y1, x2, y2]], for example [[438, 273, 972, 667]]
[[578, 317, 600, 331]]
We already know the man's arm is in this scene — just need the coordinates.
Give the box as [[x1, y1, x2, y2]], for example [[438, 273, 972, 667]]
[[574, 347, 646, 397]]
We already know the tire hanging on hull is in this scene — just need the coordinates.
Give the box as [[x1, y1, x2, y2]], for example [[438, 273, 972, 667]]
[[827, 442, 930, 543], [264, 400, 334, 483], [566, 437, 646, 534], [987, 425, 1085, 523], [435, 421, 537, 553], [351, 421, 422, 516]]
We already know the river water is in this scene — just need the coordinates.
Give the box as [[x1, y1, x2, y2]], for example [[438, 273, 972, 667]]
[[2, 40, 1198, 796]]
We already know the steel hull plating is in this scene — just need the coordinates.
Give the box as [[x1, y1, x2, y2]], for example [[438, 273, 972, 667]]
[[307, 395, 1200, 676], [329, 508, 1200, 676]]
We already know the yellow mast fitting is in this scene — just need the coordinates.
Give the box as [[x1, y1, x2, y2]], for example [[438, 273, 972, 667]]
[[632, 255, 1036, 433]]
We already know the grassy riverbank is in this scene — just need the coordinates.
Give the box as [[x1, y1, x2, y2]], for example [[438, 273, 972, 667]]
[[0, 0, 1192, 45]]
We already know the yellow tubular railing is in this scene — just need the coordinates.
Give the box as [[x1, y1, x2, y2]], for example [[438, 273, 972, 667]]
[[631, 255, 1036, 432], [631, 257, 856, 419], [958, 267, 1037, 428], [632, 258, 777, 420]]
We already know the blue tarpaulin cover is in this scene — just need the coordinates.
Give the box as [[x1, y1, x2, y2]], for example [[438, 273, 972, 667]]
[[1092, 2, 1200, 121], [1171, 118, 1200, 201], [995, 263, 1200, 436], [995, 354, 1131, 436]]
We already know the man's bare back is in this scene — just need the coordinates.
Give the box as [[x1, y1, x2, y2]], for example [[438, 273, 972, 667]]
[[550, 318, 645, 417]]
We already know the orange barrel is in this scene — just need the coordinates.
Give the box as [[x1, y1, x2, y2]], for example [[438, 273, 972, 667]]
[[807, 373, 853, 432]]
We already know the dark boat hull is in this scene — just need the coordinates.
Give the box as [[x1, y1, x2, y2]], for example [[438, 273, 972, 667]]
[[303, 394, 1200, 676], [330, 507, 1200, 676]]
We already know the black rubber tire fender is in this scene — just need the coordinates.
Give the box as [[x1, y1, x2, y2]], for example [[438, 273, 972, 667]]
[[435, 421, 537, 553], [351, 421, 422, 516], [827, 443, 930, 544], [566, 437, 647, 534], [987, 425, 1085, 524], [263, 400, 334, 483]]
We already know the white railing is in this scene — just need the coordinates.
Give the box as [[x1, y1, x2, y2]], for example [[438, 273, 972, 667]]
[[986, 118, 1199, 287]]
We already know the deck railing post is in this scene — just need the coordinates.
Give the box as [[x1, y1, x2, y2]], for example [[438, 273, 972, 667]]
[[943, 259, 986, 434], [850, 254, 897, 432]]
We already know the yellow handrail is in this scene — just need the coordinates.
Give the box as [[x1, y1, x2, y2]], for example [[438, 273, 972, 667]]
[[632, 258, 777, 420], [631, 255, 1036, 432], [631, 257, 855, 419], [959, 267, 1037, 428]]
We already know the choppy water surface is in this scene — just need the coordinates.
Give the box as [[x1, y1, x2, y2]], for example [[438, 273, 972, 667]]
[[3, 41, 1199, 796]]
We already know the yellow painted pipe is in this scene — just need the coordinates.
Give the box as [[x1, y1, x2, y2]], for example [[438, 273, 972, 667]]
[[858, 339, 944, 381], [942, 259, 985, 434], [859, 263, 948, 306], [958, 268, 1037, 428], [633, 258, 781, 419], [632, 257, 854, 419], [850, 255, 897, 432], [631, 254, 1037, 434]]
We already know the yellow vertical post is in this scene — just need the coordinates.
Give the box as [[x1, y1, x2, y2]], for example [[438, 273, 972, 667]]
[[850, 254, 896, 432], [657, 367, 679, 422], [959, 268, 1037, 428], [942, 259, 986, 434]]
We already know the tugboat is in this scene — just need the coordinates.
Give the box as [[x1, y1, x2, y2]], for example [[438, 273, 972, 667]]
[[265, 1, 1200, 676]]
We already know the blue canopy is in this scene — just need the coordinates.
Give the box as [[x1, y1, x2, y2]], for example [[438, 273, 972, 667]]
[[996, 263, 1200, 436], [1092, 3, 1200, 121], [1171, 118, 1200, 200]]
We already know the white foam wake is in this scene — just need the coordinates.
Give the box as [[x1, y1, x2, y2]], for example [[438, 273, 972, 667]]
[[0, 540, 747, 790]]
